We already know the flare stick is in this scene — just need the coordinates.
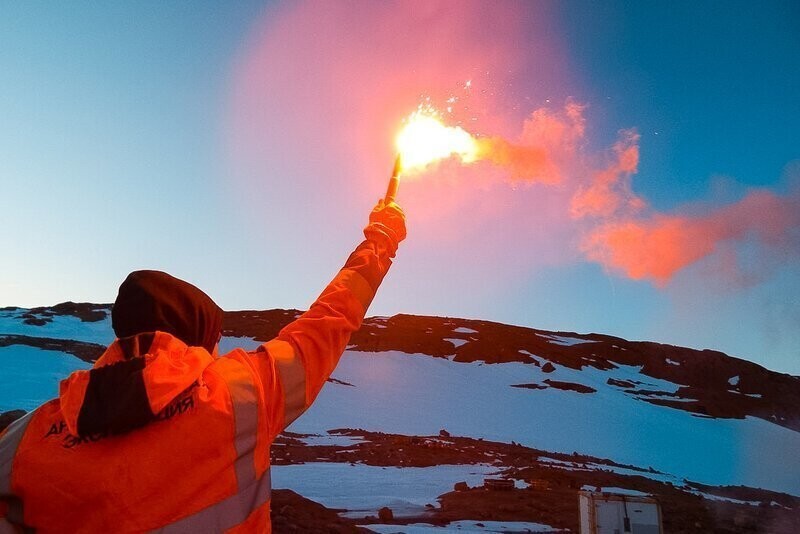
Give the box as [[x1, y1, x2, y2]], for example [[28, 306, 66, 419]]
[[385, 155, 402, 203]]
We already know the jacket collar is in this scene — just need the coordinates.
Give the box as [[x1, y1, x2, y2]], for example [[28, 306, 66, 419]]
[[59, 331, 214, 437]]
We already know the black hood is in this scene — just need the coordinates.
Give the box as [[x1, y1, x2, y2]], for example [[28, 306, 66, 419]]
[[112, 270, 223, 353]]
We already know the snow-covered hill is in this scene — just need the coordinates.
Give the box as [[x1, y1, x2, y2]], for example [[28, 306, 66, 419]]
[[1, 303, 799, 533]]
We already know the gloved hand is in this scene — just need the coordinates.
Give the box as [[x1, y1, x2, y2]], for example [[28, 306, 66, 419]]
[[364, 199, 406, 257]]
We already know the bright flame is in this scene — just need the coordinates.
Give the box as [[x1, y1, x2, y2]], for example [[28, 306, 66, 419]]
[[395, 111, 478, 171]]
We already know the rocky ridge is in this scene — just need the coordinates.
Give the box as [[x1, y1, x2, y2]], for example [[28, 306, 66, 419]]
[[2, 303, 799, 533]]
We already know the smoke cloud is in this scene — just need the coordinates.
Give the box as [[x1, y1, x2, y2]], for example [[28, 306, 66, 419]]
[[464, 101, 799, 286], [476, 137, 558, 184], [581, 189, 800, 285], [474, 101, 586, 184], [570, 130, 645, 219], [229, 0, 798, 290]]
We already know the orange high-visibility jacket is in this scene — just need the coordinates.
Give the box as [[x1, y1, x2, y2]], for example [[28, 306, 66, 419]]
[[0, 233, 395, 533]]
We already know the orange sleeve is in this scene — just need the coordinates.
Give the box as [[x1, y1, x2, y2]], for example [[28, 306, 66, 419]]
[[246, 227, 396, 440]]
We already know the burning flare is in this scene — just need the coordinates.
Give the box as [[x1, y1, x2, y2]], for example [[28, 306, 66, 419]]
[[395, 111, 478, 171]]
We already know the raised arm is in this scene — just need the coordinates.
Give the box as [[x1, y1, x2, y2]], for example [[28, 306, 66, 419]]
[[254, 200, 405, 438]]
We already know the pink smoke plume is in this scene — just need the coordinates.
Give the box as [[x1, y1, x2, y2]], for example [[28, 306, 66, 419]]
[[227, 0, 580, 300], [465, 101, 799, 286], [228, 1, 798, 289], [570, 130, 645, 218], [581, 189, 800, 285], [475, 100, 586, 184]]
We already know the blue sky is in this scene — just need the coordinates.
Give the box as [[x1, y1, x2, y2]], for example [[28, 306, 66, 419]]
[[1, 1, 798, 374]]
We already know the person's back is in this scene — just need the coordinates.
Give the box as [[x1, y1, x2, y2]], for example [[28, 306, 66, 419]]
[[0, 200, 405, 532]]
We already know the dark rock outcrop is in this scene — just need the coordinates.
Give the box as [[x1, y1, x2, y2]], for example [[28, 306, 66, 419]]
[[11, 302, 111, 325], [543, 379, 596, 394], [270, 489, 368, 533], [377, 507, 393, 521], [0, 334, 105, 363]]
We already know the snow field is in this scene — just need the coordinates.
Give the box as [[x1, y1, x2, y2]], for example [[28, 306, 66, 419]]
[[0, 345, 91, 411], [271, 462, 500, 517], [290, 351, 800, 495]]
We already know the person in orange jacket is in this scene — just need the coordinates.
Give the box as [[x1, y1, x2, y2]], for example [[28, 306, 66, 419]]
[[0, 199, 406, 533]]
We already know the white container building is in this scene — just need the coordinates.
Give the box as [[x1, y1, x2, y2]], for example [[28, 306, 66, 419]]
[[578, 491, 663, 534]]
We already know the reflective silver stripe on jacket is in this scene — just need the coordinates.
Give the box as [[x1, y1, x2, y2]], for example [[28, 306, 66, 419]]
[[1, 412, 35, 530], [155, 356, 269, 532], [225, 356, 259, 490], [265, 340, 307, 427], [155, 469, 271, 533]]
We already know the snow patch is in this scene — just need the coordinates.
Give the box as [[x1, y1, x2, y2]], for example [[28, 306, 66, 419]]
[[728, 375, 740, 386], [689, 490, 761, 507], [666, 359, 680, 366], [537, 458, 590, 471], [366, 521, 565, 533], [271, 462, 499, 518], [545, 335, 599, 347], [452, 327, 478, 335], [218, 336, 261, 354], [445, 338, 470, 348], [649, 397, 699, 403], [296, 433, 367, 447]]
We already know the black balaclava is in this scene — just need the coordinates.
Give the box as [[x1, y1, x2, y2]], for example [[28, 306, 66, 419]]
[[112, 270, 223, 353]]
